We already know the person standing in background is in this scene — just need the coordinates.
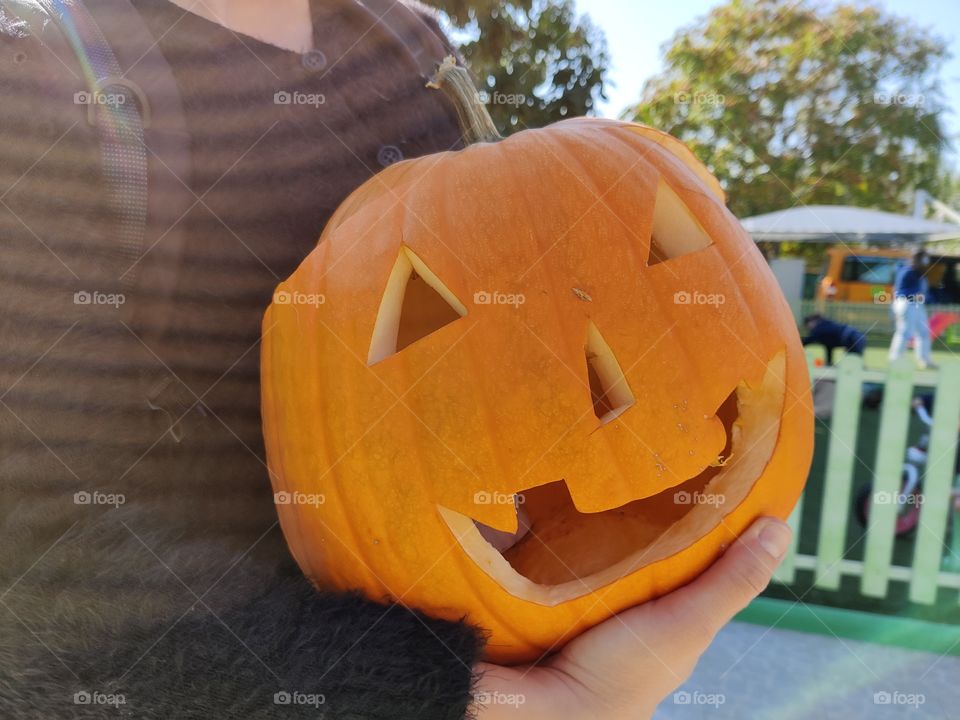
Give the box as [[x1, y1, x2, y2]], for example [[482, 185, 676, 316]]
[[889, 249, 937, 369]]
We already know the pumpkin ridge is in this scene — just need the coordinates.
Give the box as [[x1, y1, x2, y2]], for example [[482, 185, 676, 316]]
[[543, 131, 657, 507], [448, 520, 536, 656], [491, 138, 579, 497], [264, 292, 330, 584], [313, 247, 385, 593], [547, 124, 661, 273], [431, 144, 517, 531], [614, 124, 726, 202], [604, 129, 722, 219]]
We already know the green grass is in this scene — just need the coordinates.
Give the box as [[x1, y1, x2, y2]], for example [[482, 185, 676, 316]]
[[803, 344, 959, 371]]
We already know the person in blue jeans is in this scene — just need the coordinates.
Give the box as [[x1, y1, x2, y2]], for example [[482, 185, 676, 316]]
[[889, 249, 937, 369], [802, 314, 867, 366]]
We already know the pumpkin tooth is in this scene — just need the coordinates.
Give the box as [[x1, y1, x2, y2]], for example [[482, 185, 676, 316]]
[[474, 498, 531, 553]]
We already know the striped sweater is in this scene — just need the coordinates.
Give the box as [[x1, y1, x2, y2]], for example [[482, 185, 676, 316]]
[[0, 1, 482, 717]]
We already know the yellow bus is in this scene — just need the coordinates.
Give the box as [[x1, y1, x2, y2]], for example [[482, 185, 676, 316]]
[[817, 247, 960, 303]]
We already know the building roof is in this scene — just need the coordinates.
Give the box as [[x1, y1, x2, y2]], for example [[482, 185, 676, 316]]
[[740, 205, 960, 243]]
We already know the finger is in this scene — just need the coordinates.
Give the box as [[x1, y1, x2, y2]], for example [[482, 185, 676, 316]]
[[653, 516, 791, 644]]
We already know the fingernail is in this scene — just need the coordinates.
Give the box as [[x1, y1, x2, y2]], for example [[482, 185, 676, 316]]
[[757, 519, 791, 559]]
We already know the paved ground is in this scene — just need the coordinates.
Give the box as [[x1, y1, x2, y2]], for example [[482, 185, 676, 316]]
[[654, 621, 960, 719]]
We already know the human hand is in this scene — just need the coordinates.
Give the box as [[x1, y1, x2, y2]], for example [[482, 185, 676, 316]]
[[471, 516, 792, 719]]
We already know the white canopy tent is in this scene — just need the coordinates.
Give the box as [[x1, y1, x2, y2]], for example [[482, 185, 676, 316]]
[[740, 204, 960, 244]]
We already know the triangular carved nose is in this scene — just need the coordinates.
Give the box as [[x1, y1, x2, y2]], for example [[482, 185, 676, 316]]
[[585, 321, 635, 423]]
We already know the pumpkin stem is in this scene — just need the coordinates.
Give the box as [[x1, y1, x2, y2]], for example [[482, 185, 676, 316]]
[[427, 56, 502, 145]]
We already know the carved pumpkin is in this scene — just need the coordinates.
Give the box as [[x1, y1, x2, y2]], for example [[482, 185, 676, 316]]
[[261, 60, 813, 664]]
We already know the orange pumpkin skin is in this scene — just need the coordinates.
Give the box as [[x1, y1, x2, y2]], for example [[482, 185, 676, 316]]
[[261, 118, 813, 664]]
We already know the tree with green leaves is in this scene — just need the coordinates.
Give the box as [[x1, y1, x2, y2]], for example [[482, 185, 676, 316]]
[[935, 169, 960, 210], [626, 0, 951, 220], [427, 0, 609, 134]]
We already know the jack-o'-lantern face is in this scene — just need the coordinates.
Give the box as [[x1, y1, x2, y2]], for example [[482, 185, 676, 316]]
[[261, 119, 813, 664]]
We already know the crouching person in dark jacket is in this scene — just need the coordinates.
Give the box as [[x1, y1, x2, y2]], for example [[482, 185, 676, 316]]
[[802, 314, 866, 366]]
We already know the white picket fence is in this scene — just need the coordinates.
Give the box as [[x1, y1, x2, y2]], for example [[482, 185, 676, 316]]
[[774, 355, 960, 603]]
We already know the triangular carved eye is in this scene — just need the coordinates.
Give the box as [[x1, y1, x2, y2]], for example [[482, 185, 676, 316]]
[[647, 179, 713, 265], [368, 247, 467, 364], [585, 321, 635, 423]]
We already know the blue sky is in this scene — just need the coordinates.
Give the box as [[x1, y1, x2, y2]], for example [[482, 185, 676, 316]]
[[578, 0, 960, 159]]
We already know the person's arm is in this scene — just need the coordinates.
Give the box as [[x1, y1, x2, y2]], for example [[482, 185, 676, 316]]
[[801, 325, 820, 347], [912, 395, 934, 427], [105, 574, 484, 719]]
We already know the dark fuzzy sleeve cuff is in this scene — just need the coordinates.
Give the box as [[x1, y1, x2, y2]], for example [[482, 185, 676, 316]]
[[113, 575, 485, 719]]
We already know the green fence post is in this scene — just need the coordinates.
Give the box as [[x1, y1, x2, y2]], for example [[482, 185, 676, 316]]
[[774, 495, 803, 585], [862, 356, 915, 598], [949, 507, 960, 578], [909, 359, 960, 603], [814, 354, 863, 590]]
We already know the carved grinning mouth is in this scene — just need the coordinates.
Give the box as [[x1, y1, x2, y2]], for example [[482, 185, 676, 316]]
[[438, 353, 787, 606]]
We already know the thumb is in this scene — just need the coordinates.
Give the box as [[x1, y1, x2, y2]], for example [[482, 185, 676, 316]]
[[654, 516, 791, 644]]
